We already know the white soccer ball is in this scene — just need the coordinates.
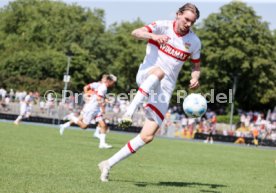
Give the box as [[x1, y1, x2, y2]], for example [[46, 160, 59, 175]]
[[183, 93, 207, 118]]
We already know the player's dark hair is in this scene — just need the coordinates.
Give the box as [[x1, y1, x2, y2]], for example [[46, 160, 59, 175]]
[[178, 3, 200, 20]]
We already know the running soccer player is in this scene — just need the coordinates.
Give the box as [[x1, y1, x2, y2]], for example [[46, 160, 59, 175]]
[[14, 91, 34, 125], [59, 74, 117, 149], [83, 74, 109, 139]]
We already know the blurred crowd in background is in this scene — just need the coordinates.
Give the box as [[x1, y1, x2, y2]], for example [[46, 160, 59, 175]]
[[1, 87, 276, 144]]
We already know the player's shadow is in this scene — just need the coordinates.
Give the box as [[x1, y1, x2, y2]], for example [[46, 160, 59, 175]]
[[136, 181, 226, 189], [115, 180, 227, 190]]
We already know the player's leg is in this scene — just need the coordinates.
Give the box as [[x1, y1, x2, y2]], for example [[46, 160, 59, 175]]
[[14, 103, 26, 125], [59, 113, 88, 135], [98, 119, 159, 182], [120, 67, 165, 128], [14, 115, 23, 125], [71, 111, 89, 129], [93, 124, 101, 139], [98, 120, 112, 149], [75, 103, 96, 130], [59, 120, 73, 135], [76, 120, 89, 129], [93, 113, 102, 139], [24, 106, 32, 119], [99, 82, 169, 182], [60, 112, 80, 134]]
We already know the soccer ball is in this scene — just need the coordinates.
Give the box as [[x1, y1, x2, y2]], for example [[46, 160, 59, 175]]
[[183, 93, 207, 118]]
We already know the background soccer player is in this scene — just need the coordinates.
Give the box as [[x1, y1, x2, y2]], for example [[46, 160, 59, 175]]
[[59, 74, 117, 149], [83, 74, 108, 139], [14, 91, 34, 125]]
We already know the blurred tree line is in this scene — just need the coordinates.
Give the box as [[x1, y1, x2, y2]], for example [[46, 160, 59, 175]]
[[0, 0, 275, 111]]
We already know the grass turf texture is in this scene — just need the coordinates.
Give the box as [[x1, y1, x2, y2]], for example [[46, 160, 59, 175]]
[[0, 122, 275, 193]]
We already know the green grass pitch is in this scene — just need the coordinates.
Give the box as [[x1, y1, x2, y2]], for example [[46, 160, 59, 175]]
[[0, 122, 275, 193]]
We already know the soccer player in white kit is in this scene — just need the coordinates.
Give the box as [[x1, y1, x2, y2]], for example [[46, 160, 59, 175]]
[[83, 74, 109, 139], [14, 91, 34, 125], [99, 3, 201, 182], [59, 74, 117, 149]]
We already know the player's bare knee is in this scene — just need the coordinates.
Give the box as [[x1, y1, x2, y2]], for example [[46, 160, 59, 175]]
[[150, 67, 165, 80], [141, 135, 154, 144], [80, 124, 88, 129]]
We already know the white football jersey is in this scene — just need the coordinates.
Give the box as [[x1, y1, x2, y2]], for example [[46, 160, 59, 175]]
[[143, 20, 201, 84], [89, 82, 100, 91], [96, 83, 108, 98], [86, 81, 106, 99], [24, 95, 32, 103], [83, 83, 108, 112], [84, 82, 100, 103]]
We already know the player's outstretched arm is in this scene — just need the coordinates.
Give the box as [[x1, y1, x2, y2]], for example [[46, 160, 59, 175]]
[[189, 62, 201, 89], [131, 27, 170, 44]]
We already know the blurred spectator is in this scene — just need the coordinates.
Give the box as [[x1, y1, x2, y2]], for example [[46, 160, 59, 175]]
[[181, 115, 188, 129], [235, 122, 249, 144], [251, 125, 259, 146], [197, 119, 208, 133], [39, 99, 46, 113], [204, 112, 217, 144], [45, 93, 55, 115], [9, 89, 15, 102], [0, 87, 7, 101], [240, 113, 246, 124]]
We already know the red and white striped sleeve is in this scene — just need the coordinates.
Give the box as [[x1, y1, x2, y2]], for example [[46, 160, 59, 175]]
[[144, 20, 165, 34]]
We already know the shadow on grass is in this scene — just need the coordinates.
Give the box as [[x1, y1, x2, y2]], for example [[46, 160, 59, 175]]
[[114, 179, 227, 190], [200, 190, 221, 193]]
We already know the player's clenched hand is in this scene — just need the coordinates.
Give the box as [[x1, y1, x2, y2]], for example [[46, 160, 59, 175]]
[[189, 78, 200, 89], [152, 34, 170, 44]]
